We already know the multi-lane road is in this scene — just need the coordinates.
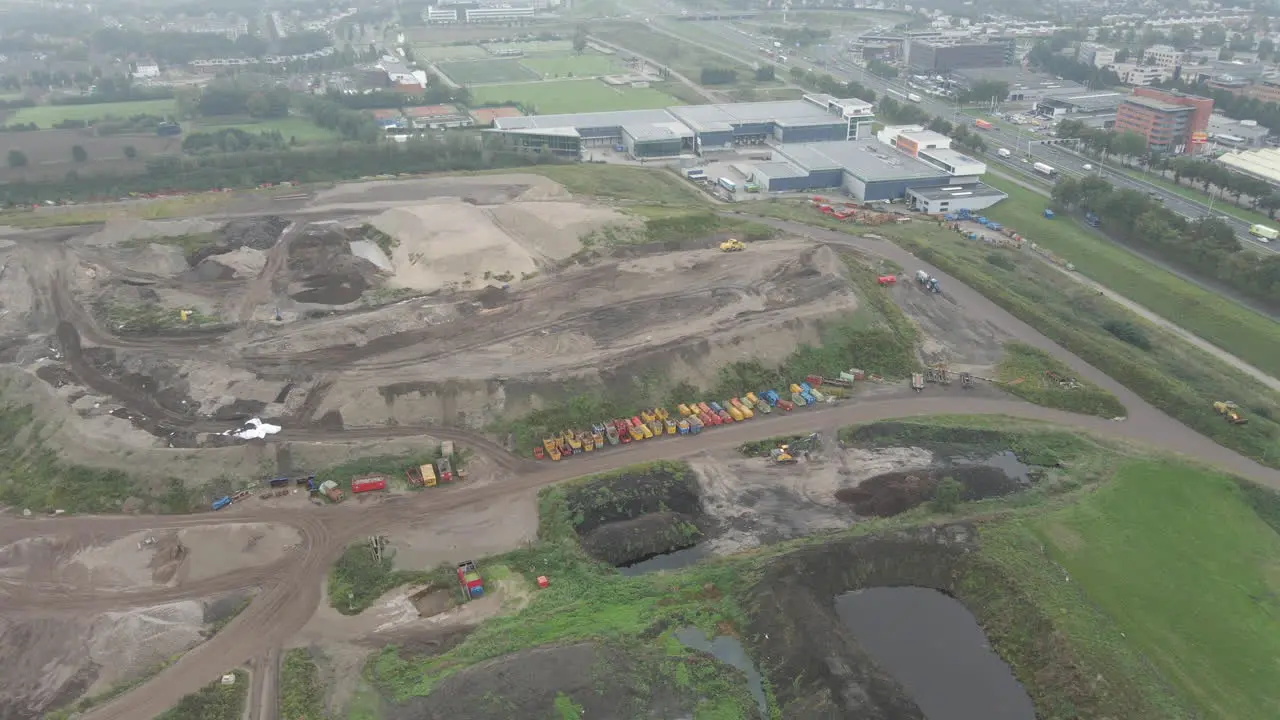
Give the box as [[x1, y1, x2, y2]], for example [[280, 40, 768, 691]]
[[651, 16, 1278, 253]]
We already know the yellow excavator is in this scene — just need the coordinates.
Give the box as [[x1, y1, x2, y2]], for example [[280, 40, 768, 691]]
[[769, 445, 798, 464], [1214, 401, 1248, 425], [719, 238, 746, 252]]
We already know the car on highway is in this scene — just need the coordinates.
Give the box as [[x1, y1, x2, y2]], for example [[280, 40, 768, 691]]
[[1083, 164, 1093, 171]]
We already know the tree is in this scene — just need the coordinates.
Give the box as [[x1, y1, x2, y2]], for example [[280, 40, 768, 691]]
[[755, 65, 775, 82], [573, 25, 588, 53], [6, 149, 26, 167], [1201, 24, 1227, 47], [71, 145, 87, 162], [930, 477, 964, 512], [1110, 131, 1149, 164], [123, 145, 137, 159], [1259, 39, 1275, 61]]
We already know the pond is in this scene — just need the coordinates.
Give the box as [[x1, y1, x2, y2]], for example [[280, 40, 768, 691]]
[[834, 586, 1035, 720], [673, 627, 768, 718], [617, 544, 712, 577]]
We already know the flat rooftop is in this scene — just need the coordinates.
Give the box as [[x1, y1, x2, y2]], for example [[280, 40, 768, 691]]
[[952, 66, 1087, 95], [494, 108, 677, 131], [751, 160, 808, 179], [778, 140, 947, 182], [1122, 96, 1191, 112], [899, 130, 952, 146], [623, 121, 693, 141], [908, 182, 1008, 202], [1219, 147, 1280, 184], [667, 100, 842, 133]]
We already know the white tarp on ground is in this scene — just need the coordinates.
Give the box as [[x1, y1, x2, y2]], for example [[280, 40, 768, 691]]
[[223, 418, 282, 440]]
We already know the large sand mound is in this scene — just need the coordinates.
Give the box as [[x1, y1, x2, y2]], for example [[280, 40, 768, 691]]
[[368, 198, 632, 294]]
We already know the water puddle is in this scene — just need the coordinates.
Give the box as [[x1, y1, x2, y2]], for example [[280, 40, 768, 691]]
[[835, 587, 1034, 720], [946, 450, 1032, 483], [673, 627, 768, 717], [617, 544, 712, 577], [348, 239, 392, 271]]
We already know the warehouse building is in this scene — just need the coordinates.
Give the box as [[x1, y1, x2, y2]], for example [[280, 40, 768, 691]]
[[746, 140, 951, 200], [488, 96, 874, 158], [906, 184, 1008, 214]]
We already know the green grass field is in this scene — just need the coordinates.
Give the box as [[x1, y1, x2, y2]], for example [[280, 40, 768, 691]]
[[982, 176, 1280, 378], [469, 79, 678, 114], [1032, 460, 1280, 719], [520, 52, 621, 78], [194, 116, 338, 142], [484, 40, 575, 55], [7, 99, 177, 127], [438, 59, 539, 85], [411, 43, 490, 61]]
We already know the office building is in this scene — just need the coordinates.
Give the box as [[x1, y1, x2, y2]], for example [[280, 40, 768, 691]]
[[1114, 88, 1212, 154], [909, 40, 1009, 72]]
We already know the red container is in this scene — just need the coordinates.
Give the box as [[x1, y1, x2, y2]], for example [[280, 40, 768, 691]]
[[719, 411, 734, 423], [701, 411, 719, 426], [777, 399, 795, 412], [533, 446, 545, 460], [805, 375, 823, 387], [537, 575, 550, 589], [351, 475, 387, 493], [698, 402, 713, 415]]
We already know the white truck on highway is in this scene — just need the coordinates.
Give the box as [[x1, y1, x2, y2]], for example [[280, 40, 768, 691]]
[[1032, 162, 1056, 177], [997, 148, 1011, 158], [1249, 224, 1277, 242], [906, 93, 922, 103]]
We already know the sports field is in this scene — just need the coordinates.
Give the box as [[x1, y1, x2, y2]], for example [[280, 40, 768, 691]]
[[410, 44, 490, 61], [483, 40, 575, 55], [438, 59, 539, 85], [521, 52, 621, 78], [469, 79, 678, 114], [1031, 460, 1280, 719], [6, 99, 178, 128], [194, 117, 338, 142]]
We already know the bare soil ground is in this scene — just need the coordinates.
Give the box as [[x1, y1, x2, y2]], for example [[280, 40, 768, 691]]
[[0, 589, 252, 720]]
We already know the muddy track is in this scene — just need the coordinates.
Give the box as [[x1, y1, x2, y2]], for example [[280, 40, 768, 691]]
[[236, 222, 298, 326]]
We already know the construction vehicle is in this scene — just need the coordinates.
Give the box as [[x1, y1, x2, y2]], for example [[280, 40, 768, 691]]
[[915, 270, 941, 293], [457, 561, 485, 600], [719, 238, 746, 252], [770, 446, 798, 464], [1214, 401, 1248, 424]]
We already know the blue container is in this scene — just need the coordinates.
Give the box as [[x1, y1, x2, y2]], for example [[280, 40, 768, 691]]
[[689, 423, 702, 435], [212, 496, 231, 511]]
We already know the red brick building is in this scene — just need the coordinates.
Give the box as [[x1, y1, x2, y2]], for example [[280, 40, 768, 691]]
[[1114, 87, 1213, 155]]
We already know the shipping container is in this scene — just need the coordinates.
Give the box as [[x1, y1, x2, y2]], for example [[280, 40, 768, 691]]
[[351, 474, 388, 494]]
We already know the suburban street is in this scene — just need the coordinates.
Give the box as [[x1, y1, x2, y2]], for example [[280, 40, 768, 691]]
[[652, 16, 1279, 253]]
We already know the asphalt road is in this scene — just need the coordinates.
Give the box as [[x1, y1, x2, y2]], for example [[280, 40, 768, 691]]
[[0, 215, 1266, 720], [655, 17, 1278, 254]]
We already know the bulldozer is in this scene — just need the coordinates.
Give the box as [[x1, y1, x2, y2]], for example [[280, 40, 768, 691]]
[[719, 238, 746, 252], [1214, 401, 1248, 425]]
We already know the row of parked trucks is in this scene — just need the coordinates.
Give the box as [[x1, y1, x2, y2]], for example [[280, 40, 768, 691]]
[[534, 373, 864, 460]]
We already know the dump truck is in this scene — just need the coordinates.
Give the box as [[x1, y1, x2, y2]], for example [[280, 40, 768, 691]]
[[457, 561, 485, 600], [720, 238, 746, 252]]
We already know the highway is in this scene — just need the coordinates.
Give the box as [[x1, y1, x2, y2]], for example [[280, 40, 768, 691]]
[[650, 16, 1278, 254]]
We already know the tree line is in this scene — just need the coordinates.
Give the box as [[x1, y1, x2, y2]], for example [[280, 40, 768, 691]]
[[0, 140, 560, 207], [1051, 175, 1280, 310]]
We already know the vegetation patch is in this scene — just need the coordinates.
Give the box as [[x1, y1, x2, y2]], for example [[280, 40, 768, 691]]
[[328, 542, 451, 615], [1030, 460, 1280, 719], [996, 342, 1127, 418], [280, 649, 329, 720], [155, 669, 249, 720], [469, 79, 678, 114], [359, 223, 398, 257], [504, 164, 706, 205], [96, 301, 223, 334]]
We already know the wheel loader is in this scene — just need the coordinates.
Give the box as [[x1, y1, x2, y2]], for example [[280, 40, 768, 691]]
[[1213, 401, 1248, 425], [719, 238, 746, 252]]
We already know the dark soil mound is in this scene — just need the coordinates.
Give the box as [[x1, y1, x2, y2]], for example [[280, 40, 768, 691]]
[[580, 511, 702, 566], [565, 462, 702, 535], [286, 228, 380, 305], [385, 643, 691, 720], [836, 466, 1029, 517]]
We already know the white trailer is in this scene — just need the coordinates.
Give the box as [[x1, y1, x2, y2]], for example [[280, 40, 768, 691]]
[[1032, 162, 1055, 176], [997, 148, 1011, 158]]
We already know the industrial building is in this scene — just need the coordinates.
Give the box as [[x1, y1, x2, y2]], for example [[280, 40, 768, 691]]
[[404, 104, 475, 130], [909, 39, 1011, 72], [906, 184, 1009, 214], [951, 67, 1087, 103], [1206, 114, 1269, 149], [489, 96, 874, 158], [1114, 87, 1212, 154], [1218, 147, 1280, 188]]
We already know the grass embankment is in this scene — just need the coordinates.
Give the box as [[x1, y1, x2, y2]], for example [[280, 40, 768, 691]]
[[366, 460, 761, 718], [511, 163, 710, 205], [990, 459, 1280, 719], [579, 207, 776, 249], [874, 221, 1280, 469], [280, 649, 329, 720], [154, 669, 249, 720], [996, 342, 1126, 418], [7, 99, 178, 127], [494, 256, 919, 454], [982, 176, 1280, 377]]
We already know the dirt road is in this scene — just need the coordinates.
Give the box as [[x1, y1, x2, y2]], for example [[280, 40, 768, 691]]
[[10, 216, 1280, 720]]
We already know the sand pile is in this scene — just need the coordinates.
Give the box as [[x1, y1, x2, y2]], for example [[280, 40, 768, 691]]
[[369, 197, 632, 294], [206, 246, 267, 278], [370, 200, 539, 293]]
